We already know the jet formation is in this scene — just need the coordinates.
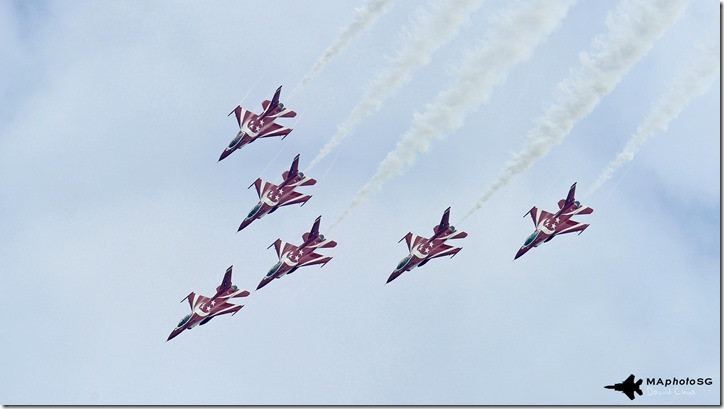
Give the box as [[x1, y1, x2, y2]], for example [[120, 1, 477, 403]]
[[515, 182, 593, 260], [168, 84, 595, 341]]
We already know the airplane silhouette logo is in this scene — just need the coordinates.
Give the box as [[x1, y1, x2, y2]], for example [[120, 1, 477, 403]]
[[605, 374, 643, 400]]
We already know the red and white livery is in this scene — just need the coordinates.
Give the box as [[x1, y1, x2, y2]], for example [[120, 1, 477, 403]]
[[514, 182, 593, 260], [219, 85, 297, 161], [257, 216, 337, 290], [387, 207, 467, 284], [237, 154, 316, 231], [167, 266, 250, 341]]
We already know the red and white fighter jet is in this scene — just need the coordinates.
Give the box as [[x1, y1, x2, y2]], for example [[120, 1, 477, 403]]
[[237, 154, 316, 231], [257, 216, 337, 290], [514, 182, 593, 260], [387, 207, 468, 284], [219, 85, 297, 161], [167, 266, 250, 341]]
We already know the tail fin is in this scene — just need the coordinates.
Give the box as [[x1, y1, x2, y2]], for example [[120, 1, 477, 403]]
[[302, 216, 322, 242], [433, 207, 451, 235], [260, 86, 283, 117], [216, 266, 233, 293], [559, 182, 593, 214], [564, 182, 577, 207], [270, 85, 282, 108], [282, 154, 300, 181]]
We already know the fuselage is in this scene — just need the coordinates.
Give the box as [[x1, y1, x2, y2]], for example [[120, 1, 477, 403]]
[[238, 175, 313, 231], [257, 236, 331, 290], [167, 286, 247, 341], [515, 200, 586, 259], [219, 113, 267, 160], [387, 227, 464, 283], [219, 104, 289, 161], [398, 238, 440, 270]]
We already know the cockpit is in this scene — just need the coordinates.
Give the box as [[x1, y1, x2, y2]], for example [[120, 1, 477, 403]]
[[231, 285, 238, 291], [396, 255, 411, 270], [449, 225, 456, 231], [266, 261, 282, 277], [298, 172, 305, 179], [177, 314, 191, 328], [319, 234, 325, 241], [247, 203, 262, 218], [524, 231, 539, 246], [573, 200, 580, 208], [228, 132, 243, 148], [278, 102, 284, 110]]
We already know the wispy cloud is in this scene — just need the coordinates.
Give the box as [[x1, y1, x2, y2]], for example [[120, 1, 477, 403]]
[[585, 43, 717, 197], [290, 0, 393, 97], [306, 0, 483, 171], [463, 0, 689, 220], [332, 0, 575, 229]]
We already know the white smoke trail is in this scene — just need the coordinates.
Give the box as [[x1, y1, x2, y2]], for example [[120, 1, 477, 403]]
[[289, 0, 393, 98], [462, 0, 689, 221], [585, 43, 718, 197], [306, 0, 483, 171], [330, 0, 575, 230]]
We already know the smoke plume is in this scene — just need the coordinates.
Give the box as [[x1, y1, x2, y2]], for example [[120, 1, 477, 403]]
[[332, 0, 575, 229], [291, 0, 393, 97], [463, 0, 689, 220], [306, 0, 483, 171], [585, 44, 717, 197]]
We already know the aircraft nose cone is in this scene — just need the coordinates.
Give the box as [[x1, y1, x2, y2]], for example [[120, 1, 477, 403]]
[[256, 278, 271, 291], [514, 247, 528, 260], [218, 149, 233, 162], [167, 329, 182, 342], [238, 218, 252, 232], [386, 270, 403, 284]]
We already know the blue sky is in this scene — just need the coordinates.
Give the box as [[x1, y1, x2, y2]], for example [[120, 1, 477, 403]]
[[0, 0, 719, 405]]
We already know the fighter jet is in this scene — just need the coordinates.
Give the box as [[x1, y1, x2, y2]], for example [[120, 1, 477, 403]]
[[167, 266, 250, 341], [257, 216, 337, 290], [605, 374, 643, 400], [237, 154, 316, 231], [515, 182, 593, 260], [387, 207, 467, 284], [219, 85, 297, 161]]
